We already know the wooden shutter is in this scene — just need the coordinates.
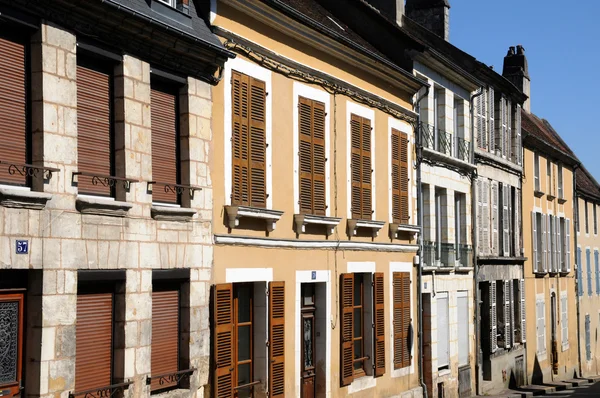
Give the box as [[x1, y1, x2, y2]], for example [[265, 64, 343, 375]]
[[541, 214, 547, 272], [476, 94, 484, 150], [506, 99, 512, 160], [392, 129, 409, 224], [213, 284, 234, 398], [503, 281, 511, 348], [491, 182, 499, 255], [269, 281, 285, 397], [482, 179, 490, 255], [231, 71, 250, 206], [350, 114, 372, 220], [566, 219, 571, 272], [532, 212, 538, 272], [77, 63, 113, 196], [340, 273, 354, 386], [0, 35, 27, 186], [488, 88, 495, 154], [76, 292, 113, 392], [515, 105, 522, 165], [496, 97, 505, 155], [520, 279, 526, 343], [490, 281, 497, 353], [393, 272, 411, 369], [151, 289, 179, 391], [502, 185, 510, 256], [151, 84, 179, 204], [298, 97, 326, 215], [373, 272, 385, 377], [515, 189, 521, 255]]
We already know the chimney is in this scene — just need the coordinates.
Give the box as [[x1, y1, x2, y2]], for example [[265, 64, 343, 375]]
[[405, 0, 450, 41], [502, 45, 530, 112], [365, 0, 404, 25]]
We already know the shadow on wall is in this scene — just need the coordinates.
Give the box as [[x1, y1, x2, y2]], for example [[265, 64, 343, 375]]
[[531, 355, 543, 385]]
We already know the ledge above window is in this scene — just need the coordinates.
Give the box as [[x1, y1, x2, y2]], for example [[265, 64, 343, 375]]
[[0, 187, 52, 210], [534, 190, 545, 198], [547, 193, 556, 201], [347, 219, 385, 238], [558, 197, 567, 204], [225, 205, 284, 233], [294, 214, 342, 236], [151, 205, 197, 222], [389, 223, 420, 240], [76, 196, 133, 217]]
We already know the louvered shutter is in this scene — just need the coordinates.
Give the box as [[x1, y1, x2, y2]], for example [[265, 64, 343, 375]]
[[506, 99, 512, 160], [502, 185, 510, 256], [490, 281, 497, 353], [437, 293, 449, 368], [373, 273, 385, 377], [561, 295, 568, 346], [249, 77, 267, 208], [151, 289, 179, 392], [491, 182, 499, 255], [595, 251, 599, 294], [496, 97, 505, 156], [512, 105, 522, 164], [477, 180, 483, 255], [504, 280, 511, 348], [566, 219, 571, 272], [557, 218, 563, 272], [577, 248, 583, 296], [515, 189, 521, 255], [585, 315, 591, 360], [76, 292, 113, 393], [541, 214, 548, 272], [488, 89, 495, 154], [269, 282, 285, 397], [298, 97, 326, 215], [520, 279, 526, 343], [532, 212, 538, 272], [350, 115, 372, 220], [0, 35, 27, 186], [476, 93, 485, 150], [553, 216, 559, 272], [391, 129, 409, 224], [587, 249, 592, 296], [393, 272, 411, 369], [340, 274, 354, 386], [77, 63, 113, 196], [481, 89, 488, 150], [483, 179, 490, 255], [151, 84, 179, 204], [213, 284, 234, 398]]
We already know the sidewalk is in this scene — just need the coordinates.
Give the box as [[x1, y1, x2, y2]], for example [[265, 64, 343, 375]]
[[476, 376, 600, 397]]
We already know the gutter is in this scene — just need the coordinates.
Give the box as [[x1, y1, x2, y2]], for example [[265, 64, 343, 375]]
[[573, 164, 583, 378]]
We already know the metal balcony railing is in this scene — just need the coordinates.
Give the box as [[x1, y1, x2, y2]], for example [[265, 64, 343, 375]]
[[456, 244, 473, 268], [437, 130, 452, 156], [421, 123, 436, 151], [456, 136, 471, 162], [419, 123, 453, 157], [422, 241, 456, 268]]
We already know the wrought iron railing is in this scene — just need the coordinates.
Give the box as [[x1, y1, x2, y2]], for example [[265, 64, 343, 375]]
[[147, 181, 202, 199], [0, 160, 59, 180], [440, 242, 455, 266], [455, 136, 471, 162], [68, 381, 132, 398], [146, 368, 196, 389], [437, 130, 452, 156], [423, 241, 458, 267], [73, 171, 139, 190], [420, 123, 435, 150], [419, 124, 453, 157], [422, 240, 437, 267], [456, 244, 473, 267]]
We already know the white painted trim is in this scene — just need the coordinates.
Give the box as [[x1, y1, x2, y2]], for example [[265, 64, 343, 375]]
[[294, 271, 331, 398], [346, 101, 376, 220], [347, 261, 376, 274], [223, 57, 273, 209], [225, 267, 273, 283], [292, 82, 331, 216], [388, 117, 413, 223], [214, 235, 419, 252], [389, 262, 415, 378], [348, 375, 376, 394]]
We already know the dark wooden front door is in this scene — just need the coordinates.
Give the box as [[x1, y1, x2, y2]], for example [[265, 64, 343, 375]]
[[0, 292, 24, 398], [301, 284, 316, 398]]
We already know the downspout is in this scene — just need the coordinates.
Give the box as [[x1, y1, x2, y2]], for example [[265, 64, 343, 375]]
[[415, 84, 429, 398], [470, 87, 484, 396], [573, 165, 583, 377]]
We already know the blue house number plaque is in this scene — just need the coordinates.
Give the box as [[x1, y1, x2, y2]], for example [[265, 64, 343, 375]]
[[16, 240, 28, 254]]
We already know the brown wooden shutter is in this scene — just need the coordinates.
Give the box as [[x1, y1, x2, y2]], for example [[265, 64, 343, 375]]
[[298, 97, 326, 215], [151, 84, 179, 204], [249, 77, 267, 208], [151, 289, 179, 391], [361, 118, 372, 219], [373, 272, 386, 377], [393, 272, 411, 369], [77, 63, 112, 196], [213, 284, 234, 398], [391, 129, 409, 224], [340, 273, 354, 386], [231, 71, 250, 206], [399, 132, 409, 223], [269, 281, 285, 397], [350, 114, 372, 219], [76, 292, 113, 392], [0, 35, 27, 186]]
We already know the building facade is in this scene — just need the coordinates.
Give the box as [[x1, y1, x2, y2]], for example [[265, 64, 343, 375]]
[[208, 0, 428, 397], [0, 1, 230, 397]]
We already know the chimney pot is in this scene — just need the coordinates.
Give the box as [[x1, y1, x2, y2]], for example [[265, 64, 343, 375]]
[[405, 0, 451, 41], [503, 44, 530, 112]]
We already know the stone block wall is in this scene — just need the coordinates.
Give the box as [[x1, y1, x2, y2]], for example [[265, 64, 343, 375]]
[[0, 21, 214, 398]]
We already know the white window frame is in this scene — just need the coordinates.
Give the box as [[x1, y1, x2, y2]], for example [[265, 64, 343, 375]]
[[534, 152, 540, 192], [558, 164, 563, 199], [388, 117, 413, 224], [223, 57, 273, 209], [346, 101, 376, 220], [389, 262, 415, 378], [157, 0, 176, 7], [560, 291, 569, 351], [292, 82, 331, 216]]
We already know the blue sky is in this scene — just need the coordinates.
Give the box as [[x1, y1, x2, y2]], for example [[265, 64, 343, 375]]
[[449, 1, 600, 181]]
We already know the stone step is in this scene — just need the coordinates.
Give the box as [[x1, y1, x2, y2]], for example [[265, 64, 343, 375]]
[[563, 378, 591, 387], [518, 384, 556, 396], [543, 381, 573, 391]]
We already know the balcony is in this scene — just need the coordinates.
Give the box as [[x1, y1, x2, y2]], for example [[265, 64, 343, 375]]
[[455, 136, 471, 163], [419, 123, 475, 172], [455, 244, 473, 269], [422, 241, 473, 270]]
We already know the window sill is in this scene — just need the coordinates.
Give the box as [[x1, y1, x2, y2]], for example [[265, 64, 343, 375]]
[[534, 190, 545, 198], [293, 213, 341, 236], [348, 375, 376, 394], [347, 219, 385, 237], [389, 223, 420, 240], [547, 194, 556, 201], [455, 266, 474, 273], [438, 368, 451, 377], [76, 196, 133, 217], [0, 187, 52, 210], [225, 205, 284, 232], [558, 198, 567, 204], [151, 205, 196, 222]]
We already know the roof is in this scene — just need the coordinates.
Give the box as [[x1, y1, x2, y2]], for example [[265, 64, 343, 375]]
[[576, 165, 600, 201], [521, 111, 578, 162]]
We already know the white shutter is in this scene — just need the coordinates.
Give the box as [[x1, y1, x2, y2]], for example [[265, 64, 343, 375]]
[[553, 216, 559, 272], [502, 185, 510, 256], [491, 181, 499, 256], [520, 279, 526, 343], [476, 94, 485, 150], [497, 97, 506, 157], [561, 294, 568, 347], [437, 293, 449, 367], [532, 212, 538, 272], [458, 293, 469, 366], [490, 281, 497, 353], [477, 180, 483, 256], [542, 214, 548, 272], [566, 219, 571, 272], [537, 300, 546, 353], [482, 179, 490, 255], [506, 99, 512, 160], [557, 217, 563, 273], [515, 105, 522, 165], [515, 189, 521, 255], [488, 89, 495, 154], [504, 280, 511, 348]]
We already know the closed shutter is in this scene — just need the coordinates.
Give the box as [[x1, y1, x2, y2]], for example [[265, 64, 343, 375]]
[[577, 248, 583, 296], [77, 63, 112, 196], [393, 272, 411, 369], [515, 189, 521, 255], [488, 89, 495, 154], [595, 251, 600, 294], [504, 280, 511, 348], [0, 35, 27, 186], [537, 301, 546, 352], [373, 272, 385, 377], [532, 212, 538, 272], [585, 315, 591, 361], [350, 114, 372, 220], [561, 295, 568, 347], [512, 105, 522, 164], [476, 93, 485, 150], [541, 215, 548, 272], [490, 281, 497, 353], [76, 292, 113, 392], [502, 185, 510, 256], [496, 97, 505, 156], [566, 219, 571, 272], [457, 293, 469, 366], [557, 218, 563, 272], [437, 293, 449, 367], [506, 99, 512, 160], [298, 97, 326, 215], [213, 284, 234, 398], [491, 182, 499, 255], [482, 179, 490, 255], [151, 289, 179, 391], [340, 273, 354, 386], [520, 279, 526, 343], [392, 129, 409, 224], [587, 249, 592, 296], [477, 180, 483, 255], [151, 84, 179, 204], [269, 281, 285, 398]]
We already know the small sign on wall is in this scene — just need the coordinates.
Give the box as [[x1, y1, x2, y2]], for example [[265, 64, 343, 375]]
[[15, 240, 28, 254], [311, 271, 316, 280]]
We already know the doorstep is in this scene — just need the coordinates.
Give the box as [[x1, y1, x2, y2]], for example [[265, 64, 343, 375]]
[[518, 384, 556, 396]]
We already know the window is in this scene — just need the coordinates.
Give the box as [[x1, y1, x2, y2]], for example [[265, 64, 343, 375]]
[[577, 200, 581, 232], [546, 160, 552, 196], [77, 58, 114, 197], [151, 80, 180, 204], [577, 248, 583, 296], [487, 88, 495, 154], [455, 192, 468, 264], [477, 179, 490, 256], [494, 96, 511, 158], [596, 250, 600, 295], [587, 248, 592, 296], [536, 299, 546, 354], [350, 115, 372, 220], [482, 281, 497, 354], [393, 272, 411, 369], [511, 105, 522, 165], [595, 205, 598, 235], [500, 184, 511, 256], [534, 153, 540, 192], [491, 182, 499, 255], [585, 314, 591, 361], [560, 218, 571, 273], [514, 279, 526, 344], [231, 70, 267, 208], [457, 292, 469, 366], [475, 89, 487, 150], [298, 97, 326, 215], [558, 165, 563, 199], [435, 188, 443, 261], [497, 281, 513, 348], [549, 215, 557, 273], [391, 129, 409, 224], [0, 292, 24, 397], [0, 32, 29, 187], [437, 292, 449, 369], [532, 212, 546, 273], [585, 200, 590, 234], [157, 0, 176, 6], [340, 272, 384, 385], [561, 294, 568, 349]]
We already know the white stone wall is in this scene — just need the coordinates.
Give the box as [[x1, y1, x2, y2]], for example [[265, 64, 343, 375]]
[[0, 22, 214, 398]]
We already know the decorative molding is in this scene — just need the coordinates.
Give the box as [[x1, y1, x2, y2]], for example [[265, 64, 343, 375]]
[[389, 223, 420, 240], [534, 190, 545, 198], [0, 188, 52, 210], [547, 193, 556, 201], [347, 219, 385, 237], [73, 171, 139, 191], [151, 205, 196, 222], [558, 198, 567, 204], [147, 181, 201, 199], [76, 196, 133, 217], [224, 205, 284, 232], [294, 214, 341, 236]]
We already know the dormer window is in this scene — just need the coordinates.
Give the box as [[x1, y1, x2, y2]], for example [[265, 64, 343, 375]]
[[157, 0, 176, 7]]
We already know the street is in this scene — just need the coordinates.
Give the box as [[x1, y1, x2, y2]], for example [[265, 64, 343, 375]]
[[546, 381, 600, 397]]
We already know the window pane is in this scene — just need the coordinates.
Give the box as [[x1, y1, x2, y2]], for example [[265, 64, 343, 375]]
[[237, 284, 252, 323], [353, 308, 362, 338], [303, 317, 314, 369], [353, 274, 362, 306], [353, 340, 363, 369], [237, 363, 252, 394], [237, 325, 251, 361]]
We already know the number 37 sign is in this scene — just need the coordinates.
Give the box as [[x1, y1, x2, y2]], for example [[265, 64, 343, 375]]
[[16, 240, 29, 254]]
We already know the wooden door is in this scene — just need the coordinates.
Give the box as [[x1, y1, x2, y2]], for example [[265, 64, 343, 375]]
[[300, 284, 315, 398], [0, 293, 24, 397]]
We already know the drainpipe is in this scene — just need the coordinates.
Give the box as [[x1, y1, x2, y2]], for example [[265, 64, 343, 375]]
[[469, 87, 484, 395], [415, 84, 429, 398], [573, 165, 583, 378]]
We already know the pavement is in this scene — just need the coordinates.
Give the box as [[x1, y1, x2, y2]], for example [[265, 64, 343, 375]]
[[477, 378, 600, 398]]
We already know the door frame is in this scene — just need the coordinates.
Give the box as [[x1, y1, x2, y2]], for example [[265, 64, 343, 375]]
[[0, 290, 25, 397]]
